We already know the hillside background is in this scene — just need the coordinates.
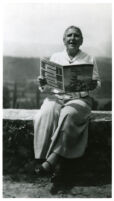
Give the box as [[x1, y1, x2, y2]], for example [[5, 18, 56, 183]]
[[3, 56, 112, 110]]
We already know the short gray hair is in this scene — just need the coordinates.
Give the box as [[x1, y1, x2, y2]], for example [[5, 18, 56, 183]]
[[63, 25, 83, 43]]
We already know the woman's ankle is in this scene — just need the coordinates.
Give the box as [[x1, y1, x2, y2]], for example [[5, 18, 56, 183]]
[[42, 161, 52, 172]]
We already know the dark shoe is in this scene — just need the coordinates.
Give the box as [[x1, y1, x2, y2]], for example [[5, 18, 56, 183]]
[[51, 171, 64, 183], [51, 162, 65, 183]]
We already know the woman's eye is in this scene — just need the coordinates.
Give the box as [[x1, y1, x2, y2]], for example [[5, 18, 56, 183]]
[[67, 34, 80, 38], [67, 34, 72, 37]]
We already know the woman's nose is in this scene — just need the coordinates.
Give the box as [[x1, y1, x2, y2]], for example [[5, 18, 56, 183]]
[[71, 34, 75, 40], [70, 34, 75, 39]]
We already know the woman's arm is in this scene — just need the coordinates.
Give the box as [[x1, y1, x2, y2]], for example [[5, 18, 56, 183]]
[[92, 58, 101, 89]]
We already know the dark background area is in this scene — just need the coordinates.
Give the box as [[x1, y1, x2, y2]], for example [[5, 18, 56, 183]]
[[3, 56, 112, 110]]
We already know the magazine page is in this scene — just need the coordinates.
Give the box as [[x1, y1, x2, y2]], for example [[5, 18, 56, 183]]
[[40, 58, 65, 92], [63, 64, 97, 92]]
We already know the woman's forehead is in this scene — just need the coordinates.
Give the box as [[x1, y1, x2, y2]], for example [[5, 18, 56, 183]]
[[66, 28, 81, 35]]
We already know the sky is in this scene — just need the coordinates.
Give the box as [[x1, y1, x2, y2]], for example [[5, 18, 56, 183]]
[[3, 2, 112, 58]]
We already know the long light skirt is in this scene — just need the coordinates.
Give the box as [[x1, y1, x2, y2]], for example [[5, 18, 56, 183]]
[[34, 97, 92, 159]]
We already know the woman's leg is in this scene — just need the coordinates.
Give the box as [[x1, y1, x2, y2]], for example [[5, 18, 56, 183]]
[[34, 98, 62, 159], [34, 97, 91, 174], [42, 152, 60, 171], [47, 97, 92, 159]]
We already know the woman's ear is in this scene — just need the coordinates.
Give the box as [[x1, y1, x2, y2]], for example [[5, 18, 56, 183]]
[[63, 37, 66, 46]]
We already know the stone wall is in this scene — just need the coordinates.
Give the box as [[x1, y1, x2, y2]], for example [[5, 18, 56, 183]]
[[3, 109, 112, 184]]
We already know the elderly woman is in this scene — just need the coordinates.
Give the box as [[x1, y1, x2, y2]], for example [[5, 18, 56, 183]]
[[34, 25, 101, 178]]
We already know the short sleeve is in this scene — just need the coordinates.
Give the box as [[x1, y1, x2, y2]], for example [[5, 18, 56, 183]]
[[92, 58, 101, 81], [92, 58, 101, 88]]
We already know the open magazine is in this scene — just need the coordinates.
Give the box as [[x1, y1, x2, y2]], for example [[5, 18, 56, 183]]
[[40, 58, 97, 93]]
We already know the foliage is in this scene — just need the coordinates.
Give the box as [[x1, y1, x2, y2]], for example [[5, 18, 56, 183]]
[[3, 120, 34, 174], [3, 86, 10, 108]]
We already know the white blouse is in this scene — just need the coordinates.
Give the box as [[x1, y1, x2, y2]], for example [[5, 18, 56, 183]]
[[49, 49, 101, 100]]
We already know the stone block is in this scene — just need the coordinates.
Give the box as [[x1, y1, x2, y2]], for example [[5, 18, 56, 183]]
[[3, 109, 112, 182]]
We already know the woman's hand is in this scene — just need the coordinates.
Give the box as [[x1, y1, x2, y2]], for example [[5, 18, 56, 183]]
[[37, 76, 47, 87], [37, 76, 52, 93]]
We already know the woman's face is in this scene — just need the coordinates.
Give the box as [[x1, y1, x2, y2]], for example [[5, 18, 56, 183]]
[[64, 28, 83, 53]]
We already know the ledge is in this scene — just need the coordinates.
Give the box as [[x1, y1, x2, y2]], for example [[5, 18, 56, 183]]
[[3, 109, 112, 122], [3, 109, 112, 178]]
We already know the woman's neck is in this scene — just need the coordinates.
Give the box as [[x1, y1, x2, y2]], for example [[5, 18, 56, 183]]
[[67, 48, 80, 60]]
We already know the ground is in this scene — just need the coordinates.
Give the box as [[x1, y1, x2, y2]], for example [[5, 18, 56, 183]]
[[3, 173, 111, 198]]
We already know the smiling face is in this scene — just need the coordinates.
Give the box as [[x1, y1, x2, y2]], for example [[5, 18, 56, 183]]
[[63, 27, 83, 57]]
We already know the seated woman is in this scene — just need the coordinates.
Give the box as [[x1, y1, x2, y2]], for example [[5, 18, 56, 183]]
[[33, 25, 101, 179]]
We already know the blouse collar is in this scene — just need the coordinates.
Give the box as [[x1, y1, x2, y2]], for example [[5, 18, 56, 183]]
[[63, 49, 82, 64]]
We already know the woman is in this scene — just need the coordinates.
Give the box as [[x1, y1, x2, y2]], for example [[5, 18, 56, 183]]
[[34, 25, 101, 178]]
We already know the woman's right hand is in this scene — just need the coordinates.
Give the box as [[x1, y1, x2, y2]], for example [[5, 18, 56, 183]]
[[37, 76, 52, 93], [37, 76, 47, 87]]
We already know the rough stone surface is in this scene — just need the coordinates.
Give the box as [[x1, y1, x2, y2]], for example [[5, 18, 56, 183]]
[[3, 109, 112, 198]]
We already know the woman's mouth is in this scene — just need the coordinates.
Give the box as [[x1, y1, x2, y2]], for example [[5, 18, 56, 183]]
[[69, 41, 76, 45], [69, 42, 76, 47]]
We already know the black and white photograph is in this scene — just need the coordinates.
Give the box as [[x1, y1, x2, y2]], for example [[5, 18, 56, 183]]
[[2, 0, 112, 198]]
